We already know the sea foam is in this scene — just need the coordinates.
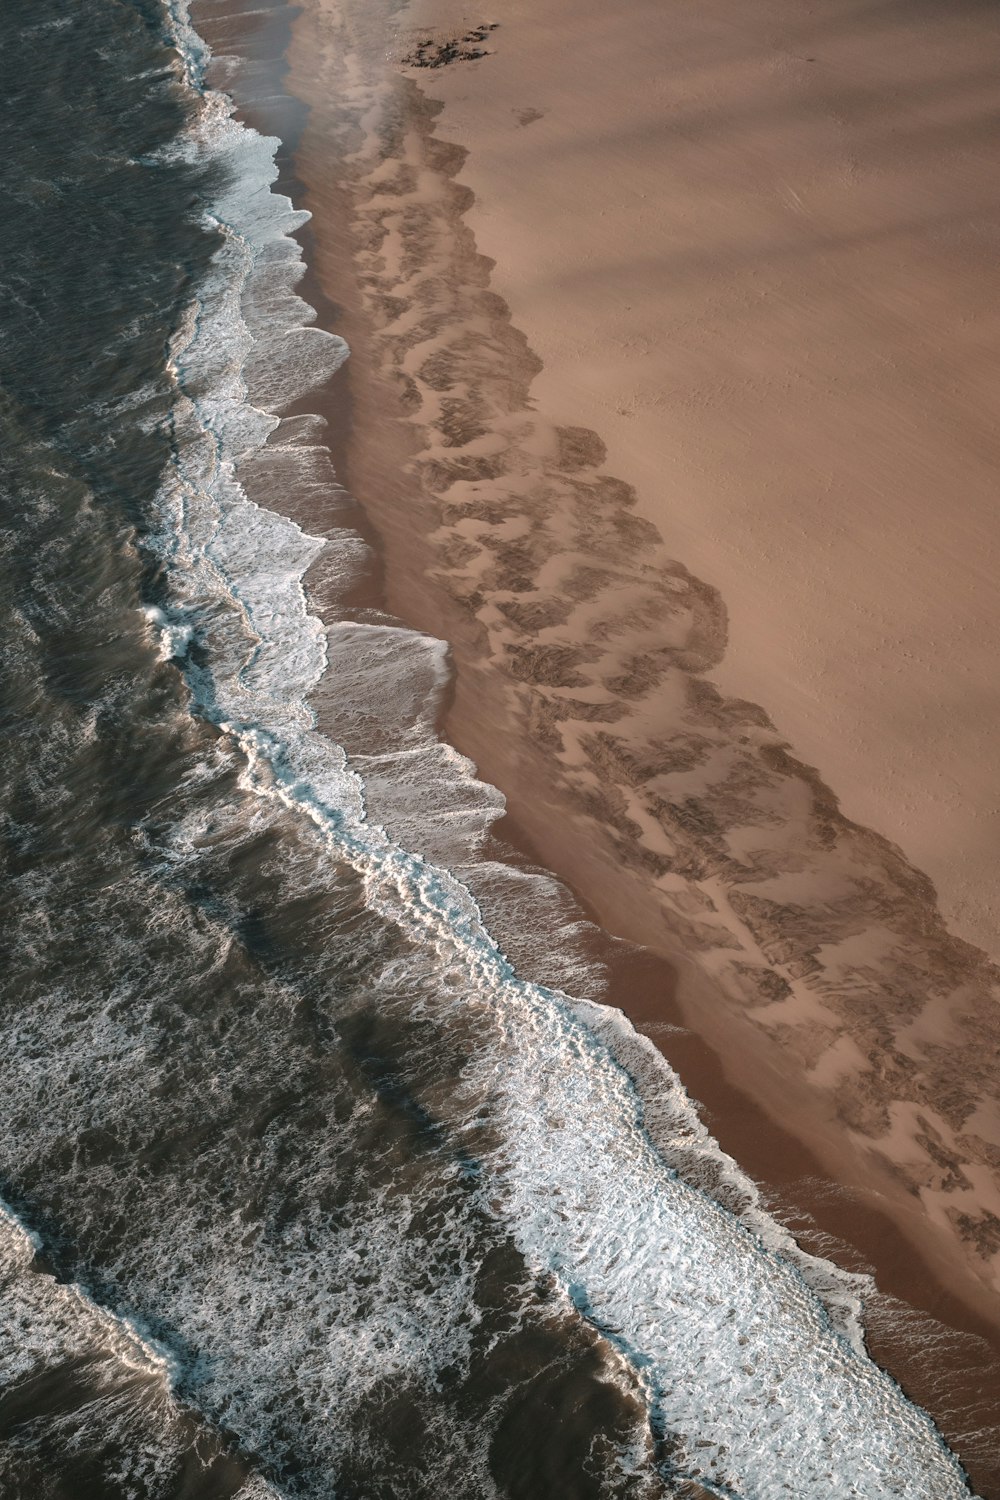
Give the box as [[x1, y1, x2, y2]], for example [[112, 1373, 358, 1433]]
[[0, 1199, 280, 1499]]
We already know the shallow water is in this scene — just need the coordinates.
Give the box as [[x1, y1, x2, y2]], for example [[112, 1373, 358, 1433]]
[[0, 1, 983, 1495]]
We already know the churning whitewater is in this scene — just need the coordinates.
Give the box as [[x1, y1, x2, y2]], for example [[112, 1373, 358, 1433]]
[[0, 0, 979, 1494]]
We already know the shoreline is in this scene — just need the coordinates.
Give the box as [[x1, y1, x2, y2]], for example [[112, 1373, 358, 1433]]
[[192, 0, 1000, 1489]]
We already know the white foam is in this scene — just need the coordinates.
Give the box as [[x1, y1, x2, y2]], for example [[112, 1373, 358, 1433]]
[[0, 1199, 280, 1500], [0, 1192, 177, 1388], [0, 855, 533, 1491], [143, 3, 978, 1495]]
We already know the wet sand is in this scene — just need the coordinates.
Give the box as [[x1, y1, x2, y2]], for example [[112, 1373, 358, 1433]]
[[193, 0, 1000, 1488]]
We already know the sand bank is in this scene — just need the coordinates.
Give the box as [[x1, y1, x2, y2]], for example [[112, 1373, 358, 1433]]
[[193, 0, 1000, 1486]]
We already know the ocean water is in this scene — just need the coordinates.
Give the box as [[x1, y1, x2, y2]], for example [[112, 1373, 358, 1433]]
[[0, 1, 983, 1497]]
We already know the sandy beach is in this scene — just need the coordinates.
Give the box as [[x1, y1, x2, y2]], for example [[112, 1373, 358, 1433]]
[[407, 0, 1000, 957], [193, 0, 1000, 1485]]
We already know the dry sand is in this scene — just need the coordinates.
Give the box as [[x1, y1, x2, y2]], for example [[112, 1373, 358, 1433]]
[[410, 0, 1000, 965], [194, 0, 1000, 1485]]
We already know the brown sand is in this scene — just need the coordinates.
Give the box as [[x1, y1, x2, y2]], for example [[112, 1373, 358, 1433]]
[[193, 0, 1000, 1488], [410, 0, 1000, 968]]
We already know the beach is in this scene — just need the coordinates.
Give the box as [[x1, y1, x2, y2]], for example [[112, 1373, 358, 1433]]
[[0, 0, 994, 1488], [404, 0, 1000, 963], [224, 0, 1000, 1483]]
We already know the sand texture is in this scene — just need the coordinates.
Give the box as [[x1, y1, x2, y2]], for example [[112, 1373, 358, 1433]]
[[230, 0, 1000, 1480], [407, 0, 1000, 969]]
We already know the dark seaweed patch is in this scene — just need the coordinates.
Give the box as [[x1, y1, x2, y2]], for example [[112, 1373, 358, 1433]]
[[404, 23, 498, 69]]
